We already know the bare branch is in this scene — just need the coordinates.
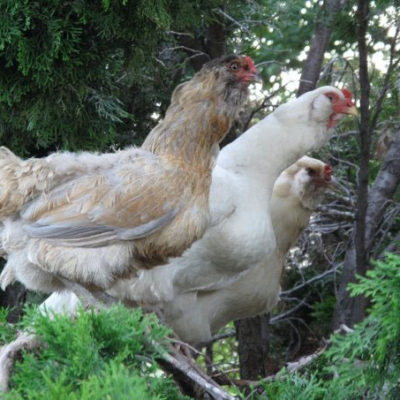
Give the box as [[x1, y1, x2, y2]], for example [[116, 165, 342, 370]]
[[285, 344, 328, 373], [0, 332, 40, 392], [270, 299, 309, 325], [209, 331, 236, 344], [159, 347, 235, 400], [316, 205, 355, 220], [370, 22, 400, 133], [160, 46, 210, 58], [280, 267, 338, 297], [214, 8, 250, 34], [166, 31, 194, 38], [297, 0, 346, 95]]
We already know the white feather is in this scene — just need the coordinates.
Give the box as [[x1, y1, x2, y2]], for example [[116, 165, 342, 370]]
[[127, 86, 342, 304]]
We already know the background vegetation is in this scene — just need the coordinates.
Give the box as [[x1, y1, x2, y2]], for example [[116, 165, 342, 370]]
[[0, 0, 399, 398]]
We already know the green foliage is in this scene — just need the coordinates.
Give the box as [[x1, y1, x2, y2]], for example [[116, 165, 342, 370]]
[[254, 371, 325, 400], [310, 295, 336, 326], [0, 307, 17, 343], [0, 0, 235, 155], [236, 0, 319, 92], [250, 253, 400, 399], [319, 254, 400, 399], [4, 304, 188, 400], [0, 1, 145, 153]]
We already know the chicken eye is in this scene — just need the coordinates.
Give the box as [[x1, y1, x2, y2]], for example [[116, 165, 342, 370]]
[[306, 167, 315, 176], [230, 63, 239, 71], [325, 94, 334, 102]]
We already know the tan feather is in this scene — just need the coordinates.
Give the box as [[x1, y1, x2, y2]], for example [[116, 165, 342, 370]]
[[0, 55, 256, 293]]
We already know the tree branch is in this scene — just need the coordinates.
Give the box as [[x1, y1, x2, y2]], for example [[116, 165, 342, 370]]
[[280, 267, 337, 297], [333, 128, 400, 328], [365, 129, 400, 251], [354, 0, 371, 280], [158, 347, 235, 400], [0, 332, 40, 392], [297, 0, 346, 95], [370, 22, 400, 133]]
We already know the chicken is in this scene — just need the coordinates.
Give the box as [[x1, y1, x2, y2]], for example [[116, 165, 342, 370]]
[[155, 156, 331, 343], [160, 156, 334, 343], [271, 156, 333, 260], [38, 86, 356, 341], [40, 156, 334, 343], [0, 54, 258, 297], [113, 86, 356, 305]]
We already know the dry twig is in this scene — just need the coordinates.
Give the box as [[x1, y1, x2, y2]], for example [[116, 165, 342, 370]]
[[0, 332, 40, 392]]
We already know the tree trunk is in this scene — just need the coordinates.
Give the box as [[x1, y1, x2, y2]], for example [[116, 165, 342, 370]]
[[352, 0, 371, 322], [234, 314, 270, 379], [333, 128, 400, 328], [332, 0, 372, 328], [297, 0, 345, 96], [364, 130, 400, 253]]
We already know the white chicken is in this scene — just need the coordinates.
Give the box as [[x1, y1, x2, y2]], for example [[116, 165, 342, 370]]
[[270, 156, 333, 260], [115, 86, 356, 304], [161, 156, 334, 343]]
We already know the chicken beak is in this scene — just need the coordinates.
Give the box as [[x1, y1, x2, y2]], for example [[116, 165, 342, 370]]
[[244, 71, 262, 84], [253, 72, 263, 83], [347, 105, 358, 117], [326, 176, 339, 189]]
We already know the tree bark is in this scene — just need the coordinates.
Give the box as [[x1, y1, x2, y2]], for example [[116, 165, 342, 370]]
[[352, 0, 371, 325], [333, 128, 400, 328], [332, 0, 372, 328], [297, 0, 345, 96], [234, 314, 270, 379], [365, 130, 400, 253]]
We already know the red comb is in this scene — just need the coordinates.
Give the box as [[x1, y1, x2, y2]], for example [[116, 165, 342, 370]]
[[341, 88, 353, 99], [324, 164, 332, 180], [244, 56, 257, 72]]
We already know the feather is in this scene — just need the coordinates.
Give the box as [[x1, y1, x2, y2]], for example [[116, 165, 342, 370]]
[[130, 86, 355, 302], [0, 54, 256, 294], [25, 208, 179, 247], [33, 86, 354, 342], [39, 156, 333, 344]]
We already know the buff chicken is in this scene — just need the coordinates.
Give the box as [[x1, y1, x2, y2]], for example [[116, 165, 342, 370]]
[[0, 55, 258, 300]]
